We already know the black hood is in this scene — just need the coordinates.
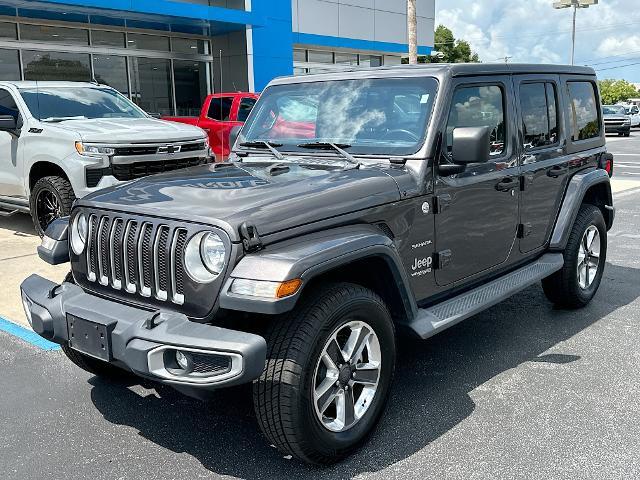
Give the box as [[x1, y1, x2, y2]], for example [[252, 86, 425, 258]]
[[79, 160, 406, 242]]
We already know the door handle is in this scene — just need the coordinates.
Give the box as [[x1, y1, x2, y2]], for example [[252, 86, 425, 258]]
[[495, 177, 517, 192], [547, 165, 568, 178]]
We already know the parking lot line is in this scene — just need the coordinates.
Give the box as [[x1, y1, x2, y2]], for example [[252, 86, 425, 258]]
[[0, 315, 60, 351]]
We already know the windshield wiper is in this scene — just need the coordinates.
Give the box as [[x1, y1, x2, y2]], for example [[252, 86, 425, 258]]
[[239, 140, 284, 160], [41, 116, 88, 123], [297, 142, 361, 169]]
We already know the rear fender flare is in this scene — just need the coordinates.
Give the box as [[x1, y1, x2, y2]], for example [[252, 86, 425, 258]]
[[550, 168, 614, 251]]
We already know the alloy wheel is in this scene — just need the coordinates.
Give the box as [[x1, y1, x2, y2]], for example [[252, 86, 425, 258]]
[[36, 189, 62, 233], [577, 225, 600, 289], [312, 320, 381, 433]]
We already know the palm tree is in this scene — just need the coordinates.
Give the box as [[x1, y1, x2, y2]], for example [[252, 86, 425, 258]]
[[407, 0, 418, 64]]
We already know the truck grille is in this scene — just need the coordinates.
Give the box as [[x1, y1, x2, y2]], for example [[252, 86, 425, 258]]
[[85, 157, 210, 188], [85, 213, 187, 305]]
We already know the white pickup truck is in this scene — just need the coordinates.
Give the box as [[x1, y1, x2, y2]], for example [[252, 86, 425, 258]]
[[0, 81, 210, 235]]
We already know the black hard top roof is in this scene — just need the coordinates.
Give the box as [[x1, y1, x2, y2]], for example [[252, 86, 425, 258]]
[[269, 63, 596, 86]]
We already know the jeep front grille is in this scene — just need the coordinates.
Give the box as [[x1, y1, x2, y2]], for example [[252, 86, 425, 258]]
[[85, 214, 187, 305]]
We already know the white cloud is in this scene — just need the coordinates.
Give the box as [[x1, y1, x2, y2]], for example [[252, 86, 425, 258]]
[[435, 0, 640, 81]]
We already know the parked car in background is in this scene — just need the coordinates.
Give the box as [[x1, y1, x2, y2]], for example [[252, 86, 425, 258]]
[[622, 104, 640, 127], [163, 92, 259, 160], [602, 105, 631, 136], [0, 81, 210, 236]]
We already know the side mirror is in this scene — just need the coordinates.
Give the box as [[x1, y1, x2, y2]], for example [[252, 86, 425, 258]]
[[0, 114, 17, 132], [229, 125, 242, 149], [451, 126, 492, 164]]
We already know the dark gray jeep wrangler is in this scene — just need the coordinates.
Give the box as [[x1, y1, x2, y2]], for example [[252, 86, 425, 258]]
[[21, 64, 615, 464]]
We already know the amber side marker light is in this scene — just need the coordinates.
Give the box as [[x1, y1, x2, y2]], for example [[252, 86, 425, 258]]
[[276, 279, 302, 298]]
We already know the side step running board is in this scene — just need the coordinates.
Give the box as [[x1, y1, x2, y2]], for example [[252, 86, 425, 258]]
[[0, 208, 19, 217], [408, 253, 564, 339]]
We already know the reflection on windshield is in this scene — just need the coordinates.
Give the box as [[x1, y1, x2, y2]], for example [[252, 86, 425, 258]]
[[240, 77, 438, 156], [602, 106, 626, 115], [19, 87, 147, 121]]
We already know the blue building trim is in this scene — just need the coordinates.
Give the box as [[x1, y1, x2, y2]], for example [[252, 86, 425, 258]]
[[26, 0, 260, 27], [250, 0, 294, 92], [295, 32, 432, 56]]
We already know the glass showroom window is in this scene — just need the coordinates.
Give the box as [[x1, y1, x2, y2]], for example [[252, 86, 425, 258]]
[[172, 37, 210, 55], [127, 33, 170, 52], [130, 57, 173, 116], [93, 55, 129, 96], [91, 30, 126, 48], [20, 24, 89, 45], [174, 60, 209, 116], [22, 50, 91, 82], [0, 49, 20, 80]]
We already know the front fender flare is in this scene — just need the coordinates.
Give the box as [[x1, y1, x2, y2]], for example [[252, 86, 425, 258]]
[[219, 224, 416, 316], [550, 168, 614, 251]]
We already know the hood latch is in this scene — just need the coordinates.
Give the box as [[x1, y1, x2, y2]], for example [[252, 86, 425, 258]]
[[239, 222, 263, 253]]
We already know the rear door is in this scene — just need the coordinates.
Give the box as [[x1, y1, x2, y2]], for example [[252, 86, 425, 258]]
[[434, 76, 520, 286], [515, 75, 566, 253]]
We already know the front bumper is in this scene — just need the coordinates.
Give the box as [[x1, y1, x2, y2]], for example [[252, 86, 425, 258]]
[[605, 124, 631, 134], [20, 274, 267, 396]]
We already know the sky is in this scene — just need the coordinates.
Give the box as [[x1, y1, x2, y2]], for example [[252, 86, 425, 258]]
[[434, 0, 640, 83]]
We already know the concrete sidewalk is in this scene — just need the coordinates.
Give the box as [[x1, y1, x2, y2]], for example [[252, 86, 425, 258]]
[[0, 213, 66, 326]]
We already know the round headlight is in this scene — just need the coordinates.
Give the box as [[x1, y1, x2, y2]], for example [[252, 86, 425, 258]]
[[184, 231, 226, 283], [201, 232, 226, 275], [70, 213, 88, 255]]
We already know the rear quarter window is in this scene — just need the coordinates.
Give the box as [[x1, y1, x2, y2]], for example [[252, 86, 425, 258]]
[[567, 81, 601, 141]]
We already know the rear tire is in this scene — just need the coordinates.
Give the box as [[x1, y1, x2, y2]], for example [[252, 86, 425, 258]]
[[542, 203, 607, 308], [253, 282, 396, 464], [30, 175, 75, 237]]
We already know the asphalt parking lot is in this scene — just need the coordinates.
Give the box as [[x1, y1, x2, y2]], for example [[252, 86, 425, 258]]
[[1, 136, 640, 479]]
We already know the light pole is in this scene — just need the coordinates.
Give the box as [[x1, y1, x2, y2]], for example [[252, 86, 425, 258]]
[[553, 0, 598, 66]]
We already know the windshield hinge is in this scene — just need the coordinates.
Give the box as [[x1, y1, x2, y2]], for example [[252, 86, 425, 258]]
[[239, 222, 263, 253]]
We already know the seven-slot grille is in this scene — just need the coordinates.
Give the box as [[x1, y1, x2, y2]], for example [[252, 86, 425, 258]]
[[85, 214, 188, 305]]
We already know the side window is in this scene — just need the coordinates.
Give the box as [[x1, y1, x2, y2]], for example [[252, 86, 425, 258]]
[[567, 81, 600, 141], [519, 82, 559, 150], [0, 88, 19, 121], [207, 96, 233, 121], [237, 97, 257, 122], [446, 84, 506, 157]]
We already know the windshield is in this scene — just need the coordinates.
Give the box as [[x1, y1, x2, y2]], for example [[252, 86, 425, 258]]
[[602, 105, 626, 115], [19, 86, 147, 121], [239, 77, 438, 156]]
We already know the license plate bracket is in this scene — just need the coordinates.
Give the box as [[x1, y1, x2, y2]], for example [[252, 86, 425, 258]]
[[66, 314, 114, 361]]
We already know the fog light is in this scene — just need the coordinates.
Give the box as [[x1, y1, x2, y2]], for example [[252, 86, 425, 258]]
[[175, 350, 192, 371]]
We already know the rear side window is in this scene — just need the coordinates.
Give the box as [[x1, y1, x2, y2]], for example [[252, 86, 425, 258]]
[[207, 96, 233, 121], [519, 82, 559, 150], [567, 81, 600, 141], [237, 97, 257, 122]]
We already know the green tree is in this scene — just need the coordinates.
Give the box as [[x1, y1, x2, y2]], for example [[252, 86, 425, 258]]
[[598, 79, 639, 105], [402, 25, 480, 64]]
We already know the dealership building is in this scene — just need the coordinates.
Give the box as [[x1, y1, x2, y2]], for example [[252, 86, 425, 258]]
[[0, 0, 434, 116]]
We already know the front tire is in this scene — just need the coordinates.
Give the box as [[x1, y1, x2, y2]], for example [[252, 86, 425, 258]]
[[542, 204, 607, 308], [253, 283, 396, 464], [30, 176, 75, 237]]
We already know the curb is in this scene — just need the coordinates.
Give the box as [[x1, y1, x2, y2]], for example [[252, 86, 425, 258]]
[[0, 315, 61, 351]]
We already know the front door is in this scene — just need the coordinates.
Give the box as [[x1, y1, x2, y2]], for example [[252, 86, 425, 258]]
[[434, 77, 520, 286], [0, 88, 22, 198]]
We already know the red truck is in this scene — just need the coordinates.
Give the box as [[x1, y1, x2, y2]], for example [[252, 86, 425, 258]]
[[163, 92, 259, 160]]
